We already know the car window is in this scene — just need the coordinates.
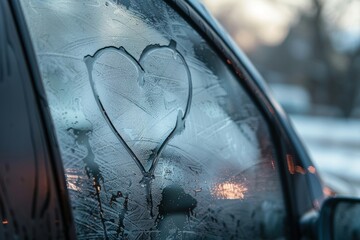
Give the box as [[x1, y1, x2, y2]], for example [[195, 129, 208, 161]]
[[20, 0, 287, 239]]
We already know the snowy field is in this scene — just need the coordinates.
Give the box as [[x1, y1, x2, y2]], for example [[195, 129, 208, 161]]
[[290, 115, 360, 197]]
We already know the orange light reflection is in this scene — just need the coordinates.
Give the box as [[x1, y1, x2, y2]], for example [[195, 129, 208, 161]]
[[295, 166, 306, 175], [286, 154, 295, 174], [211, 182, 248, 200], [2, 219, 8, 225], [308, 166, 316, 174], [323, 187, 335, 197], [66, 172, 82, 192]]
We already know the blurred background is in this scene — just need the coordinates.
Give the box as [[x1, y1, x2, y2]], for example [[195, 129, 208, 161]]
[[201, 0, 360, 196]]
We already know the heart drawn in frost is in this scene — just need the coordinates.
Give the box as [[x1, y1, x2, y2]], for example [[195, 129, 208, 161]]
[[84, 40, 192, 181]]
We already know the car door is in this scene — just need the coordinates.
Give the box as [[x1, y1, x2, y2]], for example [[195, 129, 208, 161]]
[[2, 0, 324, 239], [0, 1, 74, 239]]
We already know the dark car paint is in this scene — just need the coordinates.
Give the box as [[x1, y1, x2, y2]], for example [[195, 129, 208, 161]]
[[1, 0, 324, 239], [0, 1, 76, 239]]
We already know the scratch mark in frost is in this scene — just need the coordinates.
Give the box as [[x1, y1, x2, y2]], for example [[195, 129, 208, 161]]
[[84, 39, 192, 219]]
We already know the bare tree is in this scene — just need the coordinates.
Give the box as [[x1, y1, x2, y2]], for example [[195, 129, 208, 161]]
[[204, 0, 360, 117]]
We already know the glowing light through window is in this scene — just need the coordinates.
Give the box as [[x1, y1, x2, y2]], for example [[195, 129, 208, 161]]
[[211, 182, 248, 200]]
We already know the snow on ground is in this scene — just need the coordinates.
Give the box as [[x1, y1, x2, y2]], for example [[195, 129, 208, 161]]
[[290, 115, 360, 197]]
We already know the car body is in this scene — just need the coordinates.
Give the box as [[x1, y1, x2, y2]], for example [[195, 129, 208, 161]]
[[1, 0, 357, 239]]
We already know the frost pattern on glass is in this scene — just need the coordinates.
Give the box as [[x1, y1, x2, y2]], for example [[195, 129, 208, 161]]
[[20, 0, 286, 239]]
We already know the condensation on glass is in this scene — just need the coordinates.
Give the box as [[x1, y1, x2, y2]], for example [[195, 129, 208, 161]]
[[20, 0, 286, 239]]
